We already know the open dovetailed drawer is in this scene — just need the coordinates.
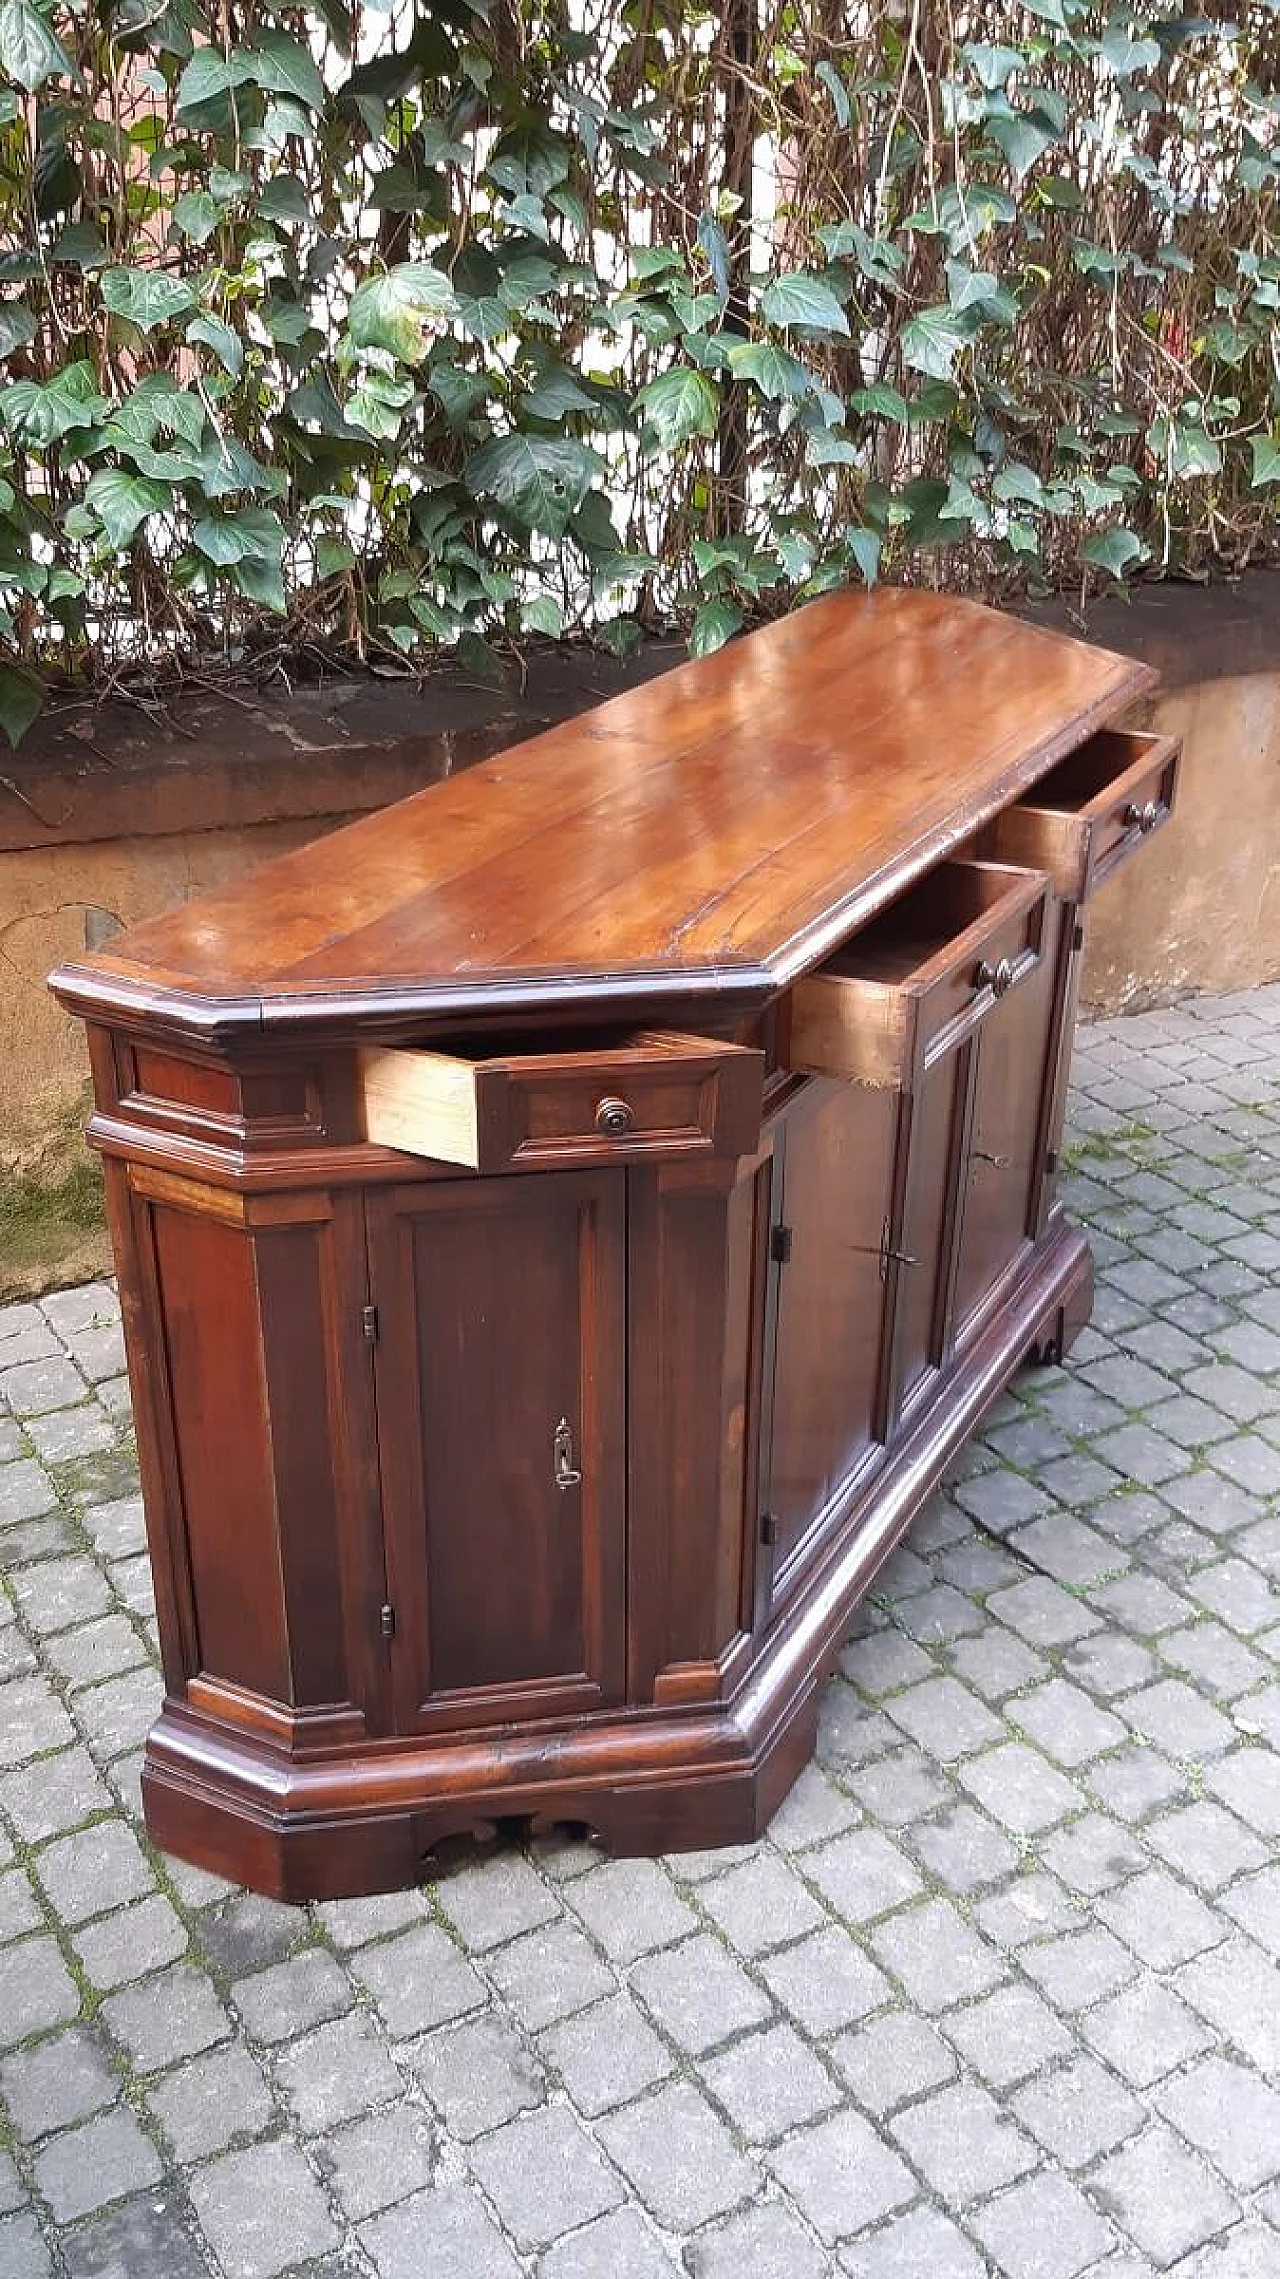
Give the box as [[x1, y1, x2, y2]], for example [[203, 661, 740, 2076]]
[[976, 727, 1181, 901], [785, 859, 1048, 1090], [358, 1028, 765, 1171]]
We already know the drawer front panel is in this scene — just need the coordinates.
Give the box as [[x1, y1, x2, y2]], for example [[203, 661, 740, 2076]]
[[359, 1033, 763, 1172], [981, 729, 1181, 901], [785, 862, 1048, 1092]]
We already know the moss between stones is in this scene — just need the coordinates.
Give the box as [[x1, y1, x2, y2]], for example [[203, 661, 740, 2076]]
[[0, 1090, 109, 1301]]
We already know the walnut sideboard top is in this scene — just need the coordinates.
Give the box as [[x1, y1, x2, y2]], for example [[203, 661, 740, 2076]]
[[49, 589, 1151, 1045]]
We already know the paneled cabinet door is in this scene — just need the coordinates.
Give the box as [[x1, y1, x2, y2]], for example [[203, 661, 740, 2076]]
[[952, 916, 1060, 1340], [365, 1173, 626, 1733], [758, 1079, 899, 1618]]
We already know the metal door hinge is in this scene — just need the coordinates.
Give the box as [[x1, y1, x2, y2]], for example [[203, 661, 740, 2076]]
[[760, 1511, 778, 1546], [361, 1303, 379, 1344], [379, 1603, 395, 1640], [1045, 1147, 1059, 1176], [1072, 919, 1085, 952], [771, 1223, 793, 1265]]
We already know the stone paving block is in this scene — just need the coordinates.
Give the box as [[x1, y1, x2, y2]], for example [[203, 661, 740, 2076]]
[[909, 1800, 1019, 1894], [0, 2156, 20, 2218], [1177, 2221, 1280, 2279], [868, 1895, 1004, 2013], [232, 1948, 351, 2045], [350, 1922, 484, 2037], [845, 1745, 951, 1828], [1088, 2123, 1239, 2267], [1038, 1811, 1145, 1897], [0, 1458, 55, 1524], [947, 1626, 1050, 1700], [32, 2108, 162, 2224], [0, 1933, 80, 2047], [407, 2012, 544, 2140], [973, 1871, 1078, 1952], [766, 2106, 914, 2244], [989, 1575, 1107, 1650], [1079, 1973, 1213, 2088], [1189, 1558, 1280, 1635], [25, 1406, 115, 1464], [1219, 1863, 1280, 1958], [436, 1851, 560, 1952], [1162, 1469, 1261, 1536], [1203, 1746, 1280, 1836], [630, 1930, 770, 2054], [971, 2169, 1115, 2279], [195, 1892, 300, 1979], [1153, 2053, 1280, 2191], [0, 1675, 76, 1766], [1013, 2055, 1144, 2170], [360, 2183, 521, 2279], [688, 2200, 826, 2279], [79, 1496, 145, 1560], [1009, 1514, 1125, 1588], [44, 1612, 149, 1692], [0, 1745, 111, 1845], [756, 1923, 890, 2037], [1012, 1678, 1127, 1768], [32, 1818, 154, 1925], [1120, 1677, 1237, 1758], [1173, 1936, 1280, 2073], [765, 1760, 862, 1852], [1146, 1799, 1269, 1889], [882, 1673, 1004, 1762], [1089, 1572, 1195, 1637], [58, 2190, 208, 2279], [0, 1865, 40, 1943], [73, 1664, 161, 1760], [1097, 1866, 1225, 1969], [566, 1858, 696, 1962], [842, 2204, 987, 2279], [0, 2213, 50, 2278], [0, 2026, 118, 2143], [310, 1887, 429, 1950], [272, 2009, 401, 2135], [942, 1982, 1073, 2089], [1210, 1433, 1280, 1495], [487, 1918, 615, 2031], [840, 1627, 937, 1699], [470, 2104, 624, 2252], [800, 1824, 922, 1924], [890, 1581, 988, 1645], [600, 2082, 757, 2232], [1019, 1924, 1140, 2013], [319, 2104, 434, 2221], [700, 2019, 840, 2143], [539, 1989, 672, 2117], [1162, 1621, 1268, 1701], [103, 1962, 231, 2074], [956, 1740, 1080, 1833], [187, 2137, 340, 2279], [148, 2039, 275, 2160], [0, 1356, 90, 1415], [889, 2078, 1037, 2207], [696, 1850, 825, 1955], [72, 1893, 187, 1991]]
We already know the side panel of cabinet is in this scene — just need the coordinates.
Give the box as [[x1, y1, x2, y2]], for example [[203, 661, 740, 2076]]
[[367, 1173, 626, 1732], [758, 1080, 898, 1615], [110, 1163, 387, 1740]]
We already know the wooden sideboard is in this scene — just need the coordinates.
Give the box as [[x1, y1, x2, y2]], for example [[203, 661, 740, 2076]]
[[49, 590, 1178, 1901]]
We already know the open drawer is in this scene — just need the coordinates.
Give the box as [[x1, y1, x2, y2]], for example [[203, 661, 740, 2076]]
[[357, 1028, 764, 1172], [978, 728, 1180, 902], [785, 860, 1048, 1090]]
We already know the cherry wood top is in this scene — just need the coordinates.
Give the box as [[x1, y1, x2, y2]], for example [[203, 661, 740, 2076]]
[[50, 589, 1151, 1044]]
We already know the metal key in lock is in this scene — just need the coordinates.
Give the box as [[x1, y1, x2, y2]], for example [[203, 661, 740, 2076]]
[[553, 1417, 582, 1491]]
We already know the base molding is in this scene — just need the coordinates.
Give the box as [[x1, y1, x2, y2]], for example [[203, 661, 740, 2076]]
[[142, 1215, 1092, 1901]]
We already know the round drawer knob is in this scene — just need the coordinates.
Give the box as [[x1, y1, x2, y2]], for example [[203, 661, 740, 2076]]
[[595, 1096, 634, 1138], [1123, 798, 1160, 834], [975, 955, 1014, 999]]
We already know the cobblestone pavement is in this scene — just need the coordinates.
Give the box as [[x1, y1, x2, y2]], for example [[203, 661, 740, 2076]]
[[4, 989, 1280, 2279]]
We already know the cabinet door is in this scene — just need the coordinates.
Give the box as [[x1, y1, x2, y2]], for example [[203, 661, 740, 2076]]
[[953, 931, 1058, 1337], [890, 1040, 973, 1428], [759, 1080, 897, 1614], [366, 1173, 625, 1732]]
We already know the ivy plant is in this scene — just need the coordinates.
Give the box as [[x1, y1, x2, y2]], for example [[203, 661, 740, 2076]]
[[0, 0, 1276, 741]]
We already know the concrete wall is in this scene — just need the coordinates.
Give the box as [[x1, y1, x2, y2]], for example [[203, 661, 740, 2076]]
[[1, 583, 1276, 1292]]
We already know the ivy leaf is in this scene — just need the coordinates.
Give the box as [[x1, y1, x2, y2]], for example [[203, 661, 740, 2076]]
[[1082, 526, 1145, 579], [246, 31, 325, 113], [726, 341, 808, 400], [987, 111, 1057, 177], [847, 527, 881, 585], [192, 506, 284, 566], [1250, 433, 1280, 487], [1099, 29, 1161, 74], [0, 300, 34, 358], [815, 59, 850, 128], [849, 382, 909, 422], [759, 272, 850, 335], [315, 535, 356, 577], [633, 366, 719, 448], [521, 594, 564, 637], [0, 660, 41, 745], [256, 174, 310, 225], [1148, 415, 1222, 478], [101, 268, 197, 332], [232, 554, 287, 612], [175, 48, 254, 114], [688, 598, 742, 657], [348, 263, 455, 363], [84, 467, 168, 549], [465, 433, 601, 535], [173, 190, 220, 245], [186, 313, 243, 376], [0, 0, 74, 91], [900, 304, 977, 380], [696, 212, 730, 303]]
